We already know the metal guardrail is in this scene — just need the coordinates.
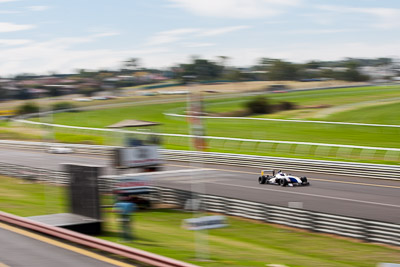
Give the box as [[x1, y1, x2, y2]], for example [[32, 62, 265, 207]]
[[0, 211, 199, 267], [0, 140, 114, 155], [154, 187, 400, 247], [16, 118, 400, 153], [0, 163, 399, 247], [162, 150, 400, 180], [13, 117, 400, 163], [1, 140, 400, 180], [0, 161, 68, 183]]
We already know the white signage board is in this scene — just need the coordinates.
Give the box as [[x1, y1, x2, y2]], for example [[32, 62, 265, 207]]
[[183, 215, 228, 231], [113, 175, 151, 194], [116, 145, 161, 168]]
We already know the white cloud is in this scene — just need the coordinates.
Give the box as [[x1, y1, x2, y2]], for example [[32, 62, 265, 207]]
[[28, 5, 50, 11], [0, 36, 170, 75], [182, 42, 215, 48], [197, 25, 250, 36], [0, 32, 171, 75], [92, 31, 120, 38], [2, 35, 400, 75], [147, 25, 249, 46], [0, 39, 31, 46], [317, 5, 400, 29], [286, 28, 358, 34], [0, 22, 35, 32], [168, 0, 301, 18], [265, 42, 400, 62], [0, 10, 20, 14], [177, 41, 400, 68], [147, 28, 200, 45]]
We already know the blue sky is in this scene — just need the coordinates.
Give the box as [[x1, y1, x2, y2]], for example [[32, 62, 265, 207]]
[[1, 0, 400, 75]]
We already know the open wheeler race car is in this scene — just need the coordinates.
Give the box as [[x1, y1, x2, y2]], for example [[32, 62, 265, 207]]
[[258, 170, 310, 186]]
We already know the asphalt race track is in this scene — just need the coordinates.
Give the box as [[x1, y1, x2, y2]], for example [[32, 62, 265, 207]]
[[0, 223, 129, 267], [0, 147, 399, 223]]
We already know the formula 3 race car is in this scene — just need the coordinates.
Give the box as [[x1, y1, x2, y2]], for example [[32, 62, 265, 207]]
[[258, 170, 310, 186]]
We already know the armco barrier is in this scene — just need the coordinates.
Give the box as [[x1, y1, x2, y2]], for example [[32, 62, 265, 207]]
[[155, 187, 400, 247], [0, 211, 199, 267], [1, 165, 399, 247], [162, 150, 400, 180], [14, 118, 400, 163], [1, 140, 400, 180]]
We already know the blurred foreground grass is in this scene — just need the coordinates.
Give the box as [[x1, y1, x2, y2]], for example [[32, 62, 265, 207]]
[[1, 175, 399, 267]]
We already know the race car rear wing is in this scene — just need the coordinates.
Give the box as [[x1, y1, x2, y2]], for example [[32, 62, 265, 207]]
[[261, 170, 274, 176]]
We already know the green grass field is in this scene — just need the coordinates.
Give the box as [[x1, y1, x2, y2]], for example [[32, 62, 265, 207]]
[[327, 102, 400, 124], [8, 84, 399, 163], [0, 176, 66, 216], [1, 175, 399, 267], [205, 85, 400, 118], [47, 91, 400, 148]]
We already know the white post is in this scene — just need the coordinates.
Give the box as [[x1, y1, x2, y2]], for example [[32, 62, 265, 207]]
[[185, 76, 209, 261]]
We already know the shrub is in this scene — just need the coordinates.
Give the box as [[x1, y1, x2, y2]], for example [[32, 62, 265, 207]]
[[52, 102, 76, 111], [16, 102, 39, 115], [245, 96, 273, 114], [279, 101, 295, 111]]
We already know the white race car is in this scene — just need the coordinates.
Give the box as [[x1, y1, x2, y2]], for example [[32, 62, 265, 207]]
[[258, 170, 310, 186], [47, 146, 74, 154]]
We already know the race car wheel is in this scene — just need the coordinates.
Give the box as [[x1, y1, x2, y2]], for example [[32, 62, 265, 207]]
[[281, 179, 288, 187], [266, 175, 270, 184], [301, 176, 308, 183], [276, 179, 281, 185], [258, 177, 266, 184]]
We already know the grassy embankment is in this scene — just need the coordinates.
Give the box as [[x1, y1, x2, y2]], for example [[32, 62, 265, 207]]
[[1, 175, 399, 267]]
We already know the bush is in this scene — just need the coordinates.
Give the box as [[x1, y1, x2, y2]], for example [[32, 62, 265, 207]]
[[245, 97, 273, 114], [16, 102, 39, 115], [279, 101, 295, 111], [52, 102, 76, 111]]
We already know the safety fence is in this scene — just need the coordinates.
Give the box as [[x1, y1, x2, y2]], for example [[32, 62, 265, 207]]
[[0, 162, 399, 247], [1, 140, 400, 180]]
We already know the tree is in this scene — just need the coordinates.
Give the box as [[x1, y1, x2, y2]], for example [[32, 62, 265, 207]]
[[305, 60, 321, 69], [179, 58, 223, 81], [123, 58, 140, 70], [342, 61, 369, 81], [79, 86, 97, 97], [217, 56, 229, 68], [258, 58, 277, 67], [267, 60, 299, 80]]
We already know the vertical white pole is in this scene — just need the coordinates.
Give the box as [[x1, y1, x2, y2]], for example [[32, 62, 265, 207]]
[[186, 78, 209, 261]]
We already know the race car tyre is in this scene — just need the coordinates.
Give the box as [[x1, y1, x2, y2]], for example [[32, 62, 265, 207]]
[[276, 179, 281, 185], [281, 179, 288, 187], [266, 175, 270, 184], [258, 177, 266, 184], [301, 176, 308, 183]]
